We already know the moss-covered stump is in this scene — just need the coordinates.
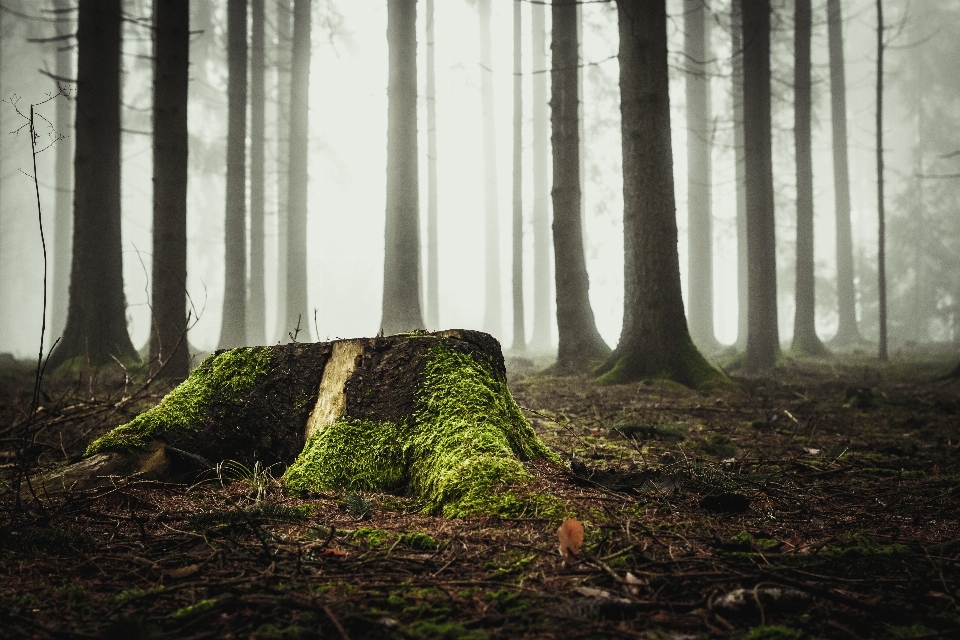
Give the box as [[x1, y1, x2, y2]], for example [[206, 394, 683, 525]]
[[40, 331, 559, 516]]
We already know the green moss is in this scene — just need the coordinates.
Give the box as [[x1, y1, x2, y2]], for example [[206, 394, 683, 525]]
[[85, 347, 272, 456], [745, 627, 802, 640], [171, 598, 217, 618], [284, 342, 560, 518], [403, 621, 489, 640], [351, 527, 394, 547], [399, 532, 440, 550]]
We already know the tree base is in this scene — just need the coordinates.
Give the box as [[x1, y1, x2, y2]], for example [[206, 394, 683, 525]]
[[595, 335, 731, 391]]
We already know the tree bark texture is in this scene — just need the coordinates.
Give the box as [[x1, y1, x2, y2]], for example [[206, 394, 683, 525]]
[[274, 0, 293, 341], [218, 0, 248, 350], [51, 0, 137, 369], [150, 0, 191, 380], [826, 0, 861, 345], [791, 0, 826, 356], [478, 0, 502, 339], [742, 0, 779, 373], [381, 0, 424, 335], [551, 0, 609, 374], [425, 0, 439, 331], [731, 0, 748, 350], [285, 0, 312, 341], [529, 1, 552, 351], [51, 0, 75, 344], [511, 0, 525, 352], [600, 0, 719, 389], [248, 0, 267, 345], [876, 0, 887, 361], [684, 0, 716, 351]]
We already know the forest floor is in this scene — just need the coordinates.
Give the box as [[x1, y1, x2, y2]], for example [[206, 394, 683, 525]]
[[1, 348, 959, 639]]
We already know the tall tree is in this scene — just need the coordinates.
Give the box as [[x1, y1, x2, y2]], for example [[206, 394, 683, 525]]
[[511, 0, 525, 352], [732, 0, 748, 350], [529, 0, 551, 351], [876, 0, 887, 361], [381, 0, 424, 335], [51, 0, 75, 342], [150, 0, 191, 379], [598, 0, 722, 388], [284, 0, 313, 341], [478, 0, 501, 338], [791, 0, 826, 356], [742, 0, 779, 374], [248, 0, 267, 345], [551, 0, 609, 373], [274, 0, 293, 341], [826, 0, 862, 346], [218, 0, 248, 350], [425, 0, 439, 330], [50, 0, 137, 368], [684, 0, 717, 351]]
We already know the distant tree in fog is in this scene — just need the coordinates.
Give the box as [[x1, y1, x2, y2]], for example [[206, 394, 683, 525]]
[[425, 0, 439, 330], [876, 0, 888, 362], [274, 0, 293, 342], [50, 0, 74, 343], [551, 0, 608, 374], [731, 0, 748, 350], [149, 0, 191, 379], [596, 0, 721, 389], [380, 0, 424, 335], [511, 0, 524, 353], [529, 0, 551, 352], [218, 0, 248, 350], [248, 0, 267, 345], [50, 0, 136, 368]]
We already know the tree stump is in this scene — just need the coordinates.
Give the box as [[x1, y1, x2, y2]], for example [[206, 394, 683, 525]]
[[40, 330, 559, 517]]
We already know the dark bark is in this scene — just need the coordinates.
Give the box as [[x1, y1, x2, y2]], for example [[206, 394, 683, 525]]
[[274, 0, 293, 341], [529, 1, 551, 352], [827, 0, 862, 345], [284, 0, 312, 341], [876, 0, 887, 362], [248, 0, 267, 345], [478, 0, 501, 339], [742, 0, 779, 374], [425, 0, 439, 330], [684, 0, 717, 351], [511, 0, 525, 353], [381, 0, 424, 335], [597, 0, 721, 389], [551, 0, 609, 374], [732, 0, 748, 350], [791, 0, 826, 357], [51, 0, 74, 343], [50, 0, 136, 369], [149, 0, 191, 380], [218, 0, 248, 350]]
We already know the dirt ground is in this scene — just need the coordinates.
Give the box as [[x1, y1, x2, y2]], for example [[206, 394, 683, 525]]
[[1, 349, 959, 639]]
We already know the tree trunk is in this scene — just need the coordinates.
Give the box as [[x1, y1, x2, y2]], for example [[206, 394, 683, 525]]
[[529, 1, 552, 352], [381, 0, 424, 335], [684, 0, 717, 351], [742, 0, 779, 374], [218, 0, 248, 350], [511, 0, 525, 353], [597, 0, 723, 390], [274, 0, 293, 341], [478, 0, 501, 339], [791, 0, 826, 357], [876, 0, 887, 362], [50, 0, 137, 369], [826, 0, 862, 346], [425, 0, 439, 330], [551, 0, 609, 374], [248, 0, 267, 345], [51, 0, 75, 344], [284, 0, 312, 341], [732, 0, 748, 351], [150, 0, 191, 380]]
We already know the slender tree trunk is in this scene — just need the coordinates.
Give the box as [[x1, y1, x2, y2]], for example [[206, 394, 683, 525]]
[[577, 3, 585, 253], [732, 0, 748, 350], [248, 0, 267, 345], [425, 0, 439, 330], [791, 0, 826, 356], [478, 0, 501, 339], [551, 0, 608, 374], [51, 0, 75, 343], [284, 0, 312, 342], [381, 0, 424, 335], [511, 0, 525, 352], [150, 0, 191, 379], [50, 0, 137, 368], [684, 0, 717, 351], [529, 0, 551, 351], [742, 0, 779, 374], [274, 0, 293, 341], [876, 0, 887, 362], [597, 0, 722, 390], [218, 0, 248, 350], [827, 0, 861, 346]]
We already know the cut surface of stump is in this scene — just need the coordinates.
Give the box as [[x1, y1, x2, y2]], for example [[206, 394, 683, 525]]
[[64, 330, 559, 516]]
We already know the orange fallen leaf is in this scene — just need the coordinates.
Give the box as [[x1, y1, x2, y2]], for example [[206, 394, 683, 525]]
[[557, 518, 584, 562], [319, 548, 348, 558]]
